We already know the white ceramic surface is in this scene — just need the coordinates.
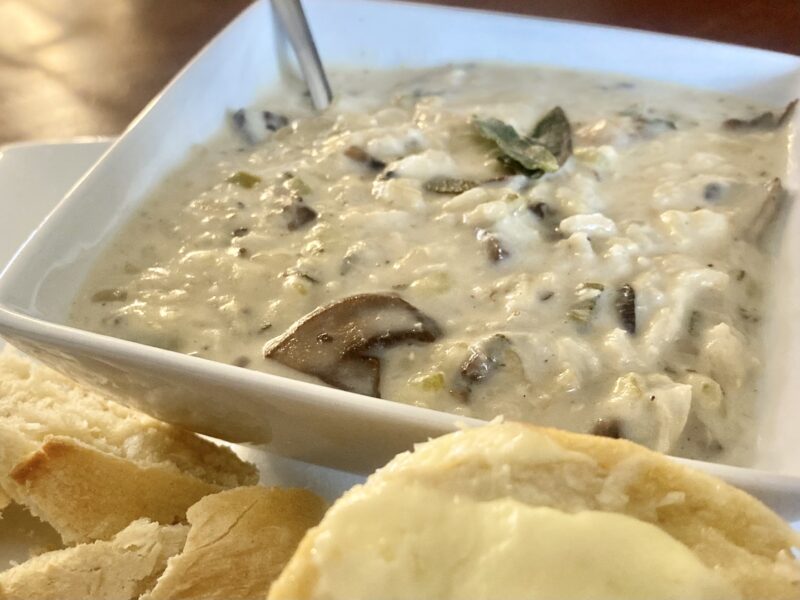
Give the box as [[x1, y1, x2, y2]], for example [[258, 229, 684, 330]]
[[0, 139, 110, 269], [0, 0, 799, 512]]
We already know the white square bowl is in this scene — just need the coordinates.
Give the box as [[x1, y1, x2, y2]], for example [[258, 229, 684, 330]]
[[1, 0, 800, 512]]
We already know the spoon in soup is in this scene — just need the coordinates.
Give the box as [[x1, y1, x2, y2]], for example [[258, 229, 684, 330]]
[[271, 0, 332, 110]]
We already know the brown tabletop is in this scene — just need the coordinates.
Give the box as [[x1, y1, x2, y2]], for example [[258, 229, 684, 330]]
[[1, 0, 797, 146]]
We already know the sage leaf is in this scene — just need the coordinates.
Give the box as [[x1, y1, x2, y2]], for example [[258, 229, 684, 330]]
[[472, 117, 559, 176], [530, 106, 573, 166]]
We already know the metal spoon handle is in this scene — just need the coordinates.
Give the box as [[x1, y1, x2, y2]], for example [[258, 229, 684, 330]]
[[271, 0, 332, 111]]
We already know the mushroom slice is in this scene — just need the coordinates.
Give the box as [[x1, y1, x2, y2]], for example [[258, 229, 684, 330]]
[[745, 178, 789, 246], [615, 284, 636, 334], [461, 334, 511, 383], [343, 146, 386, 171], [590, 418, 621, 439], [723, 99, 796, 131], [334, 355, 381, 397], [263, 294, 441, 397], [454, 334, 512, 400], [476, 229, 510, 263]]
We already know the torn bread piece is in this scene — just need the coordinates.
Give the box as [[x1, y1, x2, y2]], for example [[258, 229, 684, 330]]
[[0, 518, 187, 600], [0, 347, 256, 487], [0, 348, 257, 542], [7, 436, 220, 544], [270, 423, 800, 600], [143, 486, 326, 600]]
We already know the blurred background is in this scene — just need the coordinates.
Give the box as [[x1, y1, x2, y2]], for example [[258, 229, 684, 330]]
[[0, 0, 797, 145]]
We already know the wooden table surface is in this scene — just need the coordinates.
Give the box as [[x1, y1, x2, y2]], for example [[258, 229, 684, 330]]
[[0, 0, 797, 145]]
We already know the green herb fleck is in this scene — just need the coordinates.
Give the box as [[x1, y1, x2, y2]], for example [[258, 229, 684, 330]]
[[227, 171, 262, 189], [417, 372, 446, 392], [91, 288, 128, 303], [283, 173, 312, 195], [568, 299, 598, 324], [424, 176, 478, 194], [568, 283, 604, 324]]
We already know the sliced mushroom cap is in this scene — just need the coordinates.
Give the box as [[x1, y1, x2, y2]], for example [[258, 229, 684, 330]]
[[476, 229, 510, 263], [264, 294, 441, 397], [282, 196, 318, 231], [745, 178, 789, 246], [343, 145, 387, 171], [461, 334, 510, 383], [454, 334, 512, 400], [332, 355, 381, 397], [590, 418, 622, 439], [723, 99, 797, 131], [615, 284, 636, 334]]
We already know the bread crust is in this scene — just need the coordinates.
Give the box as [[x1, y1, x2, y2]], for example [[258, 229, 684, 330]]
[[0, 347, 257, 542], [0, 519, 187, 600], [143, 486, 326, 600], [7, 436, 220, 543], [0, 347, 258, 488]]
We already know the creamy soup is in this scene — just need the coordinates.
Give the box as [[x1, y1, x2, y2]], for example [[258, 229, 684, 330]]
[[70, 64, 793, 463]]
